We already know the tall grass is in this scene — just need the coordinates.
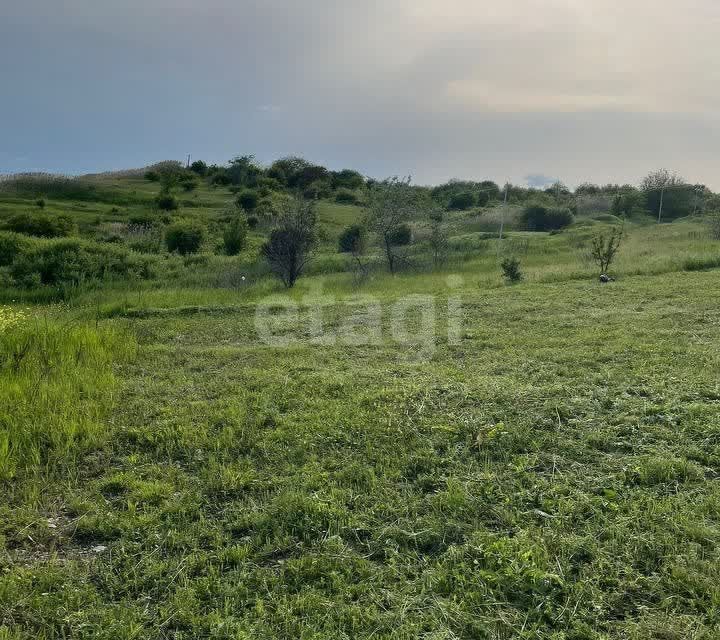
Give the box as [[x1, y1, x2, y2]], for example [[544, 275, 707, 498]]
[[0, 309, 134, 480]]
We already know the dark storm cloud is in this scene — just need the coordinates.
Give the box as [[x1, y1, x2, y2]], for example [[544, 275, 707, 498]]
[[1, 0, 718, 187]]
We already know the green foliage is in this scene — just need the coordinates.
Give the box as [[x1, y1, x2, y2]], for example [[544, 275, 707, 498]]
[[521, 204, 574, 231], [335, 188, 360, 205], [338, 224, 365, 253], [235, 189, 259, 212], [611, 190, 646, 218], [501, 256, 523, 282], [331, 169, 365, 190], [227, 155, 262, 187], [209, 168, 231, 186], [165, 221, 205, 255], [189, 160, 208, 176], [6, 212, 75, 238], [432, 180, 500, 209], [9, 238, 154, 286], [448, 192, 475, 210], [0, 232, 32, 266], [590, 226, 624, 274], [388, 222, 412, 246], [155, 192, 179, 211], [641, 169, 698, 221], [222, 216, 248, 256], [179, 174, 198, 192]]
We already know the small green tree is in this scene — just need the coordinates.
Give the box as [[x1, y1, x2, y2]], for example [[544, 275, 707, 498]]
[[223, 216, 248, 256], [501, 256, 522, 283], [590, 226, 623, 275]]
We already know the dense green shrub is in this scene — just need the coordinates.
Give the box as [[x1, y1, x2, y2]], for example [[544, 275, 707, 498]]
[[210, 170, 231, 186], [0, 232, 32, 266], [388, 223, 412, 246], [6, 212, 75, 238], [521, 205, 574, 231], [476, 191, 490, 207], [165, 221, 205, 255], [144, 171, 159, 182], [189, 160, 208, 176], [335, 189, 360, 205], [223, 216, 248, 256], [128, 213, 157, 228], [338, 224, 365, 253], [179, 174, 198, 192], [236, 190, 259, 212], [155, 192, 178, 211], [10, 238, 154, 286], [501, 256, 523, 283], [247, 215, 259, 229], [448, 192, 475, 211]]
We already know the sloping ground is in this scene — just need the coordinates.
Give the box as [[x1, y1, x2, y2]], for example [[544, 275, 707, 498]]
[[2, 271, 720, 638]]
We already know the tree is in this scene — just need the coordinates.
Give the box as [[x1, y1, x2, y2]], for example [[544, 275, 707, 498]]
[[261, 198, 317, 288], [331, 169, 365, 190], [227, 155, 262, 187], [448, 192, 475, 211], [590, 226, 623, 275], [641, 169, 694, 222], [190, 160, 208, 176], [365, 177, 423, 274], [476, 191, 490, 207], [501, 257, 522, 283], [223, 215, 248, 256], [428, 209, 448, 267], [611, 189, 646, 218]]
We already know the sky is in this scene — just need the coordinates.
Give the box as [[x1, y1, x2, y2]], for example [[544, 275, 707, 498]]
[[1, 0, 719, 188]]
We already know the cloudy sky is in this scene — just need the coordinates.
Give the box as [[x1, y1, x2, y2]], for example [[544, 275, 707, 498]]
[[1, 0, 719, 187]]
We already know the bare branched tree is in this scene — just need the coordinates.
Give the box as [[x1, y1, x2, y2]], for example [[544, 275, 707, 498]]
[[365, 177, 425, 273]]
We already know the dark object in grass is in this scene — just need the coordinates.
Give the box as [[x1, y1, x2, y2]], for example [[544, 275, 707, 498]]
[[599, 273, 615, 283]]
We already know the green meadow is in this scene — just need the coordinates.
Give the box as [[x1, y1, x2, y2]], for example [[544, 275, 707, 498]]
[[1, 168, 719, 638]]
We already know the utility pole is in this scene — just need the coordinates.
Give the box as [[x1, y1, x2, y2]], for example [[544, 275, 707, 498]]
[[657, 183, 665, 224], [186, 154, 191, 169], [499, 182, 509, 241]]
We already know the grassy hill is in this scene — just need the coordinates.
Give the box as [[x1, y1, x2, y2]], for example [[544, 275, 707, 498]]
[[1, 171, 720, 638]]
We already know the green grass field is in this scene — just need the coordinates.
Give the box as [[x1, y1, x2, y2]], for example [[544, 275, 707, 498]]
[[1, 174, 720, 638]]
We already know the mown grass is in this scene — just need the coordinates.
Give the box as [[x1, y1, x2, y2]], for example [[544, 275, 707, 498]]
[[1, 175, 720, 638]]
